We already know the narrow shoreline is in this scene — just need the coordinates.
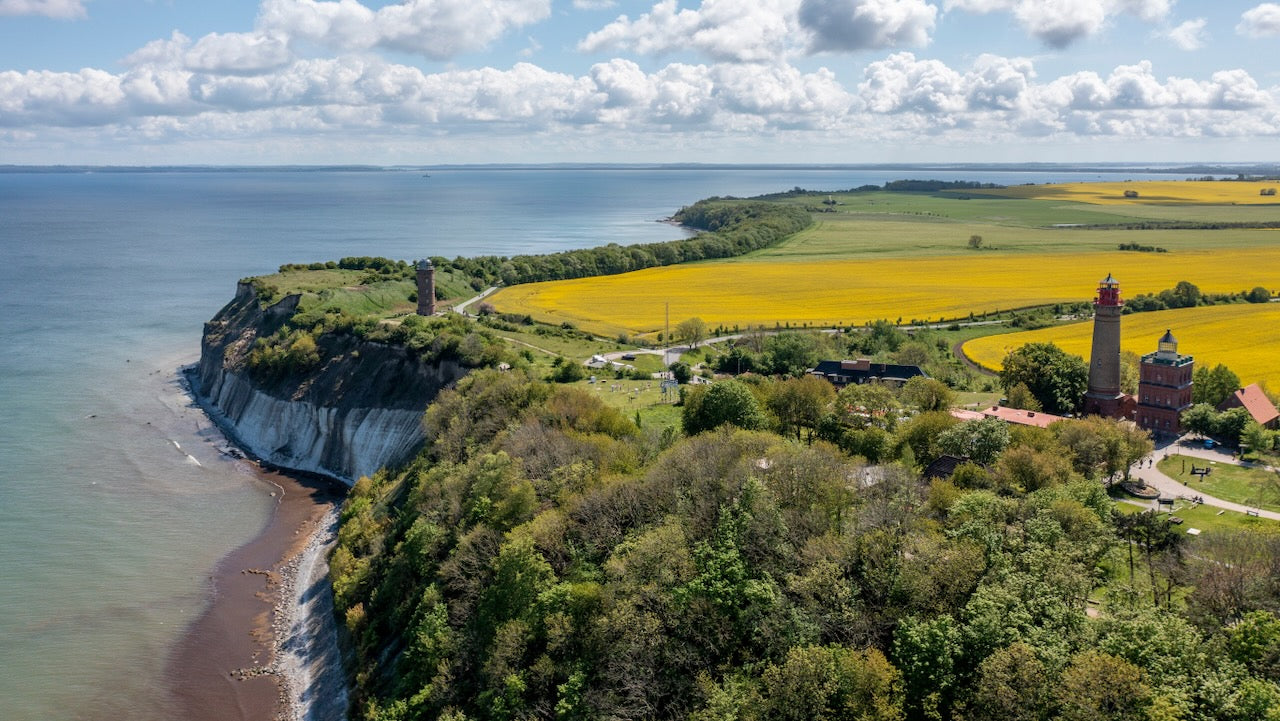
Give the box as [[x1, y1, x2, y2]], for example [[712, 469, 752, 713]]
[[167, 371, 350, 721]]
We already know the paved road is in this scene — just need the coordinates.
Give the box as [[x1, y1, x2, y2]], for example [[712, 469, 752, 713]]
[[454, 286, 498, 315], [1127, 437, 1280, 521]]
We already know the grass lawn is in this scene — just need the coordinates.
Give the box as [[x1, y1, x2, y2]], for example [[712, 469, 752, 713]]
[[1114, 497, 1280, 536], [1157, 454, 1280, 512], [567, 377, 683, 429], [954, 390, 1003, 409], [487, 326, 629, 359]]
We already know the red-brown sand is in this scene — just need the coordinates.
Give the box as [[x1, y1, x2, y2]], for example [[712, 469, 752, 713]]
[[164, 468, 345, 721]]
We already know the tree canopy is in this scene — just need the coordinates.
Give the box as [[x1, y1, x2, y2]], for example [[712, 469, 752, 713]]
[[999, 343, 1089, 415]]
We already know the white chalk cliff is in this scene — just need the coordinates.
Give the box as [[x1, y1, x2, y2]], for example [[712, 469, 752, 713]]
[[195, 282, 466, 482]]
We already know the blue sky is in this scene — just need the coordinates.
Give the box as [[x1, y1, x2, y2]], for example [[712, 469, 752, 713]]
[[1, 0, 1278, 164]]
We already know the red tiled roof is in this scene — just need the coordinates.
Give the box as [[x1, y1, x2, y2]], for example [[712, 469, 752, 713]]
[[1226, 384, 1280, 426], [980, 405, 1065, 428]]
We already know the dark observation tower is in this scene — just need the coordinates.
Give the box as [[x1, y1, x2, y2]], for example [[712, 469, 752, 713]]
[[1083, 273, 1125, 417], [416, 258, 436, 316]]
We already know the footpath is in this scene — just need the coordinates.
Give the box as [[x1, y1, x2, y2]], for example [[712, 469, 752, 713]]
[[1127, 437, 1280, 522]]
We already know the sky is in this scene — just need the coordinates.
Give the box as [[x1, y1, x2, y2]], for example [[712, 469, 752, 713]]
[[1, 0, 1279, 165]]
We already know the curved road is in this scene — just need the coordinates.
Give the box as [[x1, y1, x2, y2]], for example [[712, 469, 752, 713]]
[[1128, 438, 1280, 521]]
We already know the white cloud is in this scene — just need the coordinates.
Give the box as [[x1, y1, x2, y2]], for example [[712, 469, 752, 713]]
[[2, 49, 1277, 153], [257, 0, 552, 60], [1164, 18, 1206, 50], [0, 0, 87, 19], [578, 0, 798, 63], [1237, 3, 1280, 37], [573, 0, 615, 8], [185, 32, 293, 74], [945, 0, 1171, 47], [798, 0, 938, 52]]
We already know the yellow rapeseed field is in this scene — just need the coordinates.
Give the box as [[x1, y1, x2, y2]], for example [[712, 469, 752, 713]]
[[972, 180, 1280, 205], [490, 247, 1280, 338], [962, 303, 1280, 389]]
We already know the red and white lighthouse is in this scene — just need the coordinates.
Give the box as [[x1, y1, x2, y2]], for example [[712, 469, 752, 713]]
[[1083, 273, 1125, 417]]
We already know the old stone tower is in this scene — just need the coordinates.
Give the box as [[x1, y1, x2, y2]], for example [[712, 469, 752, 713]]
[[1137, 329, 1194, 438], [415, 258, 436, 316], [1083, 273, 1124, 417]]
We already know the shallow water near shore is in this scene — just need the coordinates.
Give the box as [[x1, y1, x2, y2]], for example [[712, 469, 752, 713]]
[[0, 165, 1182, 719]]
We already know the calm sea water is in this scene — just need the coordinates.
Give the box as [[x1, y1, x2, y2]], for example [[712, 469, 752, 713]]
[[0, 166, 1181, 720]]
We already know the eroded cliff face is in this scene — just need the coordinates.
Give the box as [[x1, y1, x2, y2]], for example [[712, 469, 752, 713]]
[[195, 281, 466, 482]]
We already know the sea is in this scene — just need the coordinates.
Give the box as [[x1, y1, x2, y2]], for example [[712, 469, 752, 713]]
[[0, 165, 1186, 720]]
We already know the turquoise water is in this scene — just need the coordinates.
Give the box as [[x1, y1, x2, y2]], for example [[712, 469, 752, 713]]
[[0, 166, 1179, 719]]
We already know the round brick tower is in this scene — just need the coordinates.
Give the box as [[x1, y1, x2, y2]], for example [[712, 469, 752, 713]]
[[415, 258, 436, 316], [1083, 273, 1124, 417]]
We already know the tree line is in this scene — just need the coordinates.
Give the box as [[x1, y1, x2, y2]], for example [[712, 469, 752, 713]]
[[329, 364, 1280, 721], [439, 200, 810, 288]]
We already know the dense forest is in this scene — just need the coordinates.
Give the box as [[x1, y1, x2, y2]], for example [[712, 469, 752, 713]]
[[330, 368, 1280, 721]]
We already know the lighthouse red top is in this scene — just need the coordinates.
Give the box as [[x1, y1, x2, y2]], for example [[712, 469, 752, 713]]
[[1095, 273, 1123, 307]]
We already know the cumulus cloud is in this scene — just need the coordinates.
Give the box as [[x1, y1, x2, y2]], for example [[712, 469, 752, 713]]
[[0, 0, 87, 18], [1164, 18, 1206, 50], [1237, 3, 1280, 37], [573, 0, 615, 7], [121, 29, 292, 75], [2, 47, 1277, 152], [578, 0, 798, 63], [799, 0, 938, 52], [184, 32, 293, 74], [257, 0, 552, 60], [945, 0, 1171, 47]]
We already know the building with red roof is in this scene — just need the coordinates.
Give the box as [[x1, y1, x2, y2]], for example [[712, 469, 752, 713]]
[[1218, 383, 1280, 429]]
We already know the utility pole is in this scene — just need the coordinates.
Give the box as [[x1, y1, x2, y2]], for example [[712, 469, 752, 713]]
[[665, 302, 670, 369]]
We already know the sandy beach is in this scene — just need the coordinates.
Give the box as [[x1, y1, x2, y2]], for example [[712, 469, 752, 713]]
[[164, 467, 346, 721]]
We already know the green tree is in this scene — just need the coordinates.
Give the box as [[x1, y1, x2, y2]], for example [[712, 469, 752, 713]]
[[677, 316, 709, 348], [760, 646, 905, 721], [1051, 417, 1150, 481], [683, 380, 768, 435], [1181, 403, 1218, 437], [968, 234, 983, 249], [895, 411, 960, 468], [1003, 382, 1042, 412], [1226, 610, 1280, 681], [893, 614, 963, 720], [999, 343, 1088, 415], [1054, 650, 1151, 721], [833, 382, 902, 431], [1216, 406, 1254, 446], [901, 376, 955, 412], [989, 444, 1074, 494], [764, 332, 822, 377], [1119, 350, 1140, 395], [1193, 363, 1241, 406], [769, 375, 836, 442], [671, 361, 693, 384], [963, 642, 1049, 721], [936, 417, 1011, 466], [1170, 280, 1202, 308], [1242, 421, 1274, 457]]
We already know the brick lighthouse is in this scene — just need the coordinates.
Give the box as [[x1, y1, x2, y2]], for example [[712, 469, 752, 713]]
[[1136, 329, 1194, 438], [1083, 273, 1125, 417], [415, 258, 436, 316]]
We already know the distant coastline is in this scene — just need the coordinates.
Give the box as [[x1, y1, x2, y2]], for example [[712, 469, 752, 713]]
[[4, 161, 1280, 176]]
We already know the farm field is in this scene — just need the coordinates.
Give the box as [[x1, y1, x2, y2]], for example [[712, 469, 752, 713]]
[[961, 303, 1280, 389], [967, 180, 1280, 205], [745, 217, 1277, 261], [490, 247, 1280, 339]]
